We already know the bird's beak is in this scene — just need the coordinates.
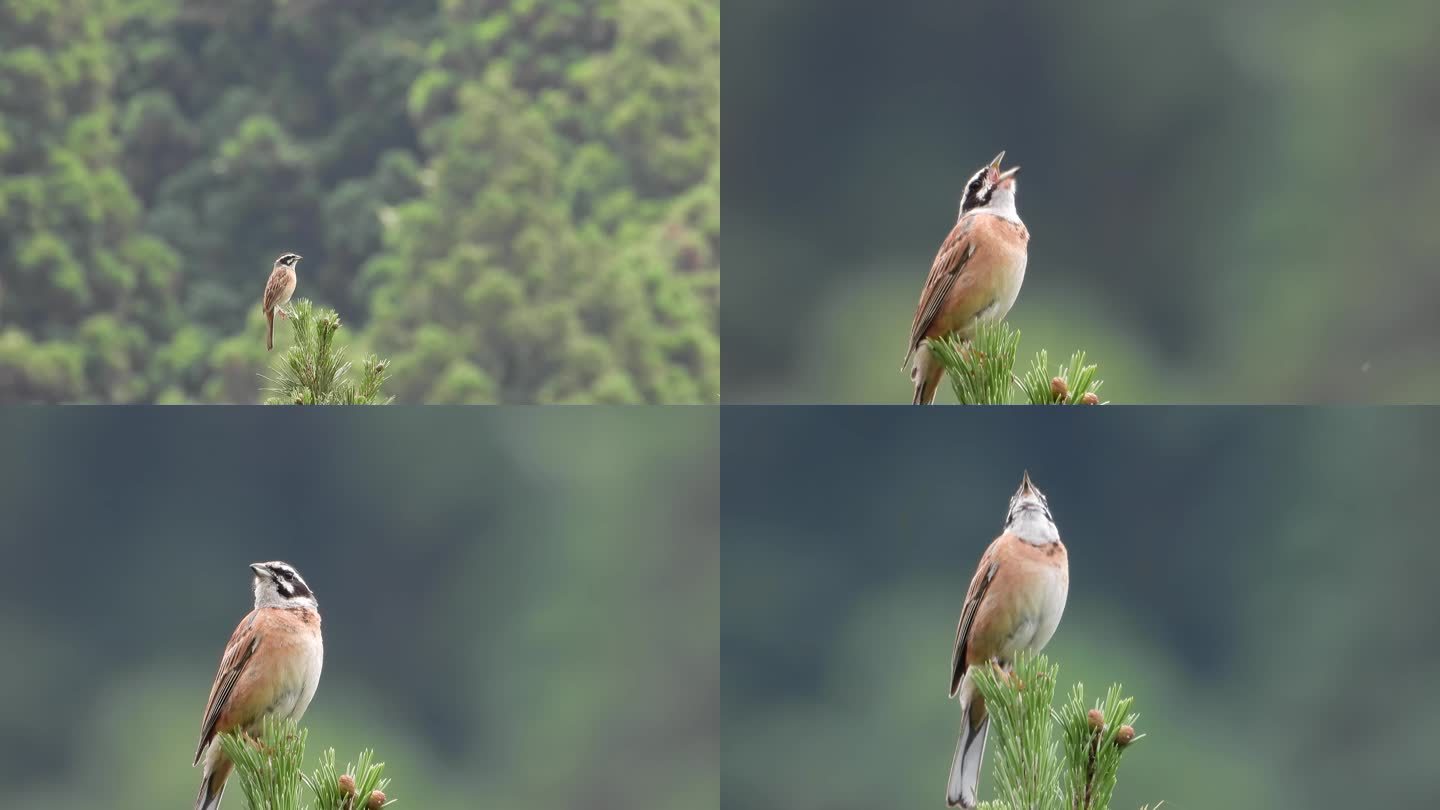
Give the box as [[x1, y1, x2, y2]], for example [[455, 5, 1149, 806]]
[[250, 563, 267, 577], [1019, 470, 1035, 494], [988, 151, 1019, 182]]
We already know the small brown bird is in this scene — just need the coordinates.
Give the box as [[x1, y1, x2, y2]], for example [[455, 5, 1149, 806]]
[[903, 152, 1028, 404], [194, 561, 324, 810], [263, 253, 301, 351], [946, 472, 1068, 808]]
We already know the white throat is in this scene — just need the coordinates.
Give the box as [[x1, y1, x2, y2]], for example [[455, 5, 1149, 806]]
[[1007, 510, 1059, 545], [253, 586, 317, 611], [970, 185, 1022, 226]]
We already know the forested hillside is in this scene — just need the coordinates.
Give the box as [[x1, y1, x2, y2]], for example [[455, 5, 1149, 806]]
[[0, 0, 719, 403]]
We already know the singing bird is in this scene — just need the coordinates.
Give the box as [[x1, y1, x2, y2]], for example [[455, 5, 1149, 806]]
[[903, 152, 1028, 404], [194, 561, 324, 810], [946, 472, 1068, 807], [263, 253, 301, 351]]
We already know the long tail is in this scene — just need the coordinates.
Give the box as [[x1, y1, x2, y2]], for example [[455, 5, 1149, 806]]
[[196, 757, 232, 810], [266, 310, 275, 352], [946, 692, 989, 808]]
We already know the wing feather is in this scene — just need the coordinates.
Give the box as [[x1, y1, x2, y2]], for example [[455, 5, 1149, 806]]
[[262, 268, 290, 314], [194, 613, 262, 764], [903, 217, 978, 369], [950, 557, 999, 697]]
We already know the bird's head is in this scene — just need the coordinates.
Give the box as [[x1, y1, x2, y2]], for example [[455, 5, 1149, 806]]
[[275, 253, 303, 269], [250, 560, 316, 609], [959, 151, 1022, 218], [1003, 471, 1059, 545]]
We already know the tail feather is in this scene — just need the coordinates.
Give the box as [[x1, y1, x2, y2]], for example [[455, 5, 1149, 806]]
[[266, 310, 275, 351], [196, 757, 232, 810], [946, 693, 989, 808], [912, 362, 942, 405], [909, 342, 944, 405]]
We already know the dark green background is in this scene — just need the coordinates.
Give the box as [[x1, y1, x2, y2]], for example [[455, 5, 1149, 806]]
[[722, 0, 1440, 403], [721, 406, 1440, 807], [0, 407, 718, 809], [0, 0, 718, 403]]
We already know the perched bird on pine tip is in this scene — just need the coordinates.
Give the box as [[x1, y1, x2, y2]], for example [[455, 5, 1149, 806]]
[[902, 151, 1029, 404], [946, 472, 1068, 808], [194, 561, 324, 810], [263, 252, 301, 351]]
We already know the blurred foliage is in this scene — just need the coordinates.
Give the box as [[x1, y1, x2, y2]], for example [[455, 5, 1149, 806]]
[[721, 407, 1440, 807], [723, 0, 1440, 403], [0, 408, 718, 810], [0, 0, 718, 402]]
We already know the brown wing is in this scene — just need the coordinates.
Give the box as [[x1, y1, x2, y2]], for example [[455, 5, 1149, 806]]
[[902, 216, 978, 369], [194, 612, 262, 764], [950, 550, 999, 697], [262, 267, 289, 314]]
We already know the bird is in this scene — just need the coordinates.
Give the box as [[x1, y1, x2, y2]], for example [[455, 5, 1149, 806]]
[[946, 472, 1068, 808], [194, 561, 324, 810], [902, 152, 1028, 404], [263, 253, 301, 351]]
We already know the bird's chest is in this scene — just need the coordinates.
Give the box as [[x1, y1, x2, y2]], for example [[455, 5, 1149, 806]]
[[243, 627, 324, 726], [978, 552, 1068, 660], [982, 223, 1029, 317]]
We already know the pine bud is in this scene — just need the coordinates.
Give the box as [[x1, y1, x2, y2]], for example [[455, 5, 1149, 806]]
[[338, 773, 357, 796], [1080, 392, 1100, 405], [1050, 376, 1069, 402], [367, 789, 387, 809], [1087, 708, 1104, 731], [1116, 724, 1136, 747]]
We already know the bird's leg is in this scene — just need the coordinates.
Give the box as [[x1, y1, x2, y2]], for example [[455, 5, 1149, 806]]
[[990, 659, 1023, 691], [959, 338, 987, 365], [238, 729, 267, 753], [277, 306, 291, 320]]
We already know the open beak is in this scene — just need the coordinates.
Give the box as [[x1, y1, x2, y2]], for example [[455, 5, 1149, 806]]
[[988, 151, 1020, 183]]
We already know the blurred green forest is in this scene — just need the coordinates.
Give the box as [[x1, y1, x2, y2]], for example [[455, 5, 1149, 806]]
[[723, 0, 1440, 403], [0, 0, 718, 403], [0, 408, 718, 809], [721, 407, 1440, 807]]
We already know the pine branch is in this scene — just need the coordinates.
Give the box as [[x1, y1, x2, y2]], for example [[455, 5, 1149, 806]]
[[261, 299, 394, 404], [1055, 682, 1142, 810], [218, 716, 306, 810], [929, 321, 1107, 405], [219, 717, 396, 810], [968, 653, 1146, 810], [928, 320, 1021, 405]]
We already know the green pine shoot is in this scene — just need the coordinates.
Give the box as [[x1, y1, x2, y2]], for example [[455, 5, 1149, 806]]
[[967, 653, 1147, 810], [927, 320, 1107, 405], [217, 717, 397, 810], [261, 299, 394, 405]]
